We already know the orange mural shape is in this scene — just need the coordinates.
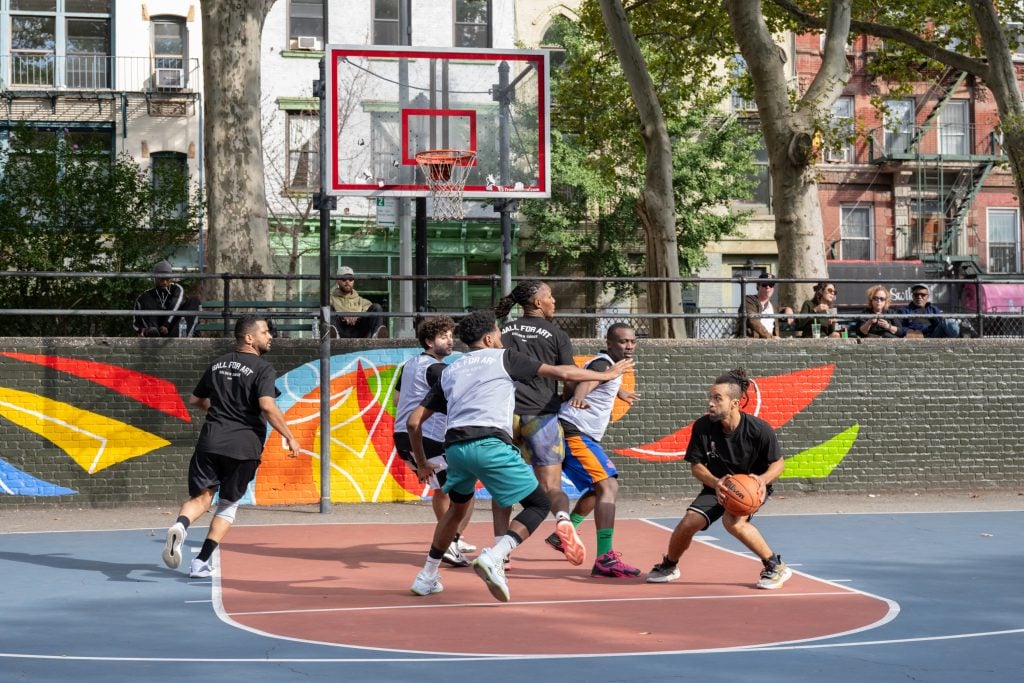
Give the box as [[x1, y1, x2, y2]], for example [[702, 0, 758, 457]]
[[615, 364, 836, 462]]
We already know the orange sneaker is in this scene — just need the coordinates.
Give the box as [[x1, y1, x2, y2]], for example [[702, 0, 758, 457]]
[[555, 519, 586, 566]]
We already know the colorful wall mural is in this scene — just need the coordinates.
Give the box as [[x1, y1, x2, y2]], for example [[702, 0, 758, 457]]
[[0, 344, 857, 503]]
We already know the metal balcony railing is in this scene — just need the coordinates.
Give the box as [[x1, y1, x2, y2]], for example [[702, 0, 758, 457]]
[[0, 55, 200, 93], [868, 123, 1005, 162]]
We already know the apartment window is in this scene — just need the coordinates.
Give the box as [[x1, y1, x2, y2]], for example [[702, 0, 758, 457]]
[[372, 0, 400, 46], [454, 0, 490, 48], [988, 208, 1020, 273], [826, 97, 855, 163], [153, 19, 184, 69], [884, 99, 914, 155], [289, 0, 325, 49], [540, 16, 571, 70], [840, 206, 873, 260], [286, 111, 320, 191], [151, 151, 189, 219], [9, 0, 111, 88], [939, 99, 969, 156], [729, 56, 756, 113]]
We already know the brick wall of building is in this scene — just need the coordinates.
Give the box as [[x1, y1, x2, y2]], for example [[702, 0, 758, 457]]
[[1, 337, 1020, 509]]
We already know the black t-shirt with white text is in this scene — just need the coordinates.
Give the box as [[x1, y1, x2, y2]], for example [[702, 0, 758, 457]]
[[500, 316, 573, 415], [193, 350, 280, 460]]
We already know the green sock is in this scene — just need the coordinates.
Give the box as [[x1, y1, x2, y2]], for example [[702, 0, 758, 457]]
[[570, 512, 586, 528], [596, 528, 614, 556]]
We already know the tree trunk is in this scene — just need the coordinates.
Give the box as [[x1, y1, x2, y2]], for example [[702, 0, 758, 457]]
[[726, 0, 850, 308], [968, 0, 1024, 212], [598, 0, 685, 338], [201, 0, 277, 301]]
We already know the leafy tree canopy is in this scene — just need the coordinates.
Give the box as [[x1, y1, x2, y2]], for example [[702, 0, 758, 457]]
[[0, 126, 202, 336]]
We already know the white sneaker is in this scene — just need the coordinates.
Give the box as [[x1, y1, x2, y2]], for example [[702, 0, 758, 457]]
[[162, 522, 186, 569], [456, 538, 477, 553], [472, 548, 510, 602], [189, 558, 213, 578], [442, 541, 470, 567], [410, 570, 443, 596]]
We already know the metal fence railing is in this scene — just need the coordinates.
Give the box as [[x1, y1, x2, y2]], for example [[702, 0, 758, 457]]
[[3, 270, 1024, 339], [0, 55, 201, 93]]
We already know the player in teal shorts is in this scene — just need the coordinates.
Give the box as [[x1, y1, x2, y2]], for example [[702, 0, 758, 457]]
[[406, 310, 632, 602]]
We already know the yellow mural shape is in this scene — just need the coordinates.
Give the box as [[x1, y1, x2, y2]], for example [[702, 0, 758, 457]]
[[308, 363, 422, 504], [0, 387, 170, 474]]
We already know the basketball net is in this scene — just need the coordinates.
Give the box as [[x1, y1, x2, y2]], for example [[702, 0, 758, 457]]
[[415, 149, 476, 221]]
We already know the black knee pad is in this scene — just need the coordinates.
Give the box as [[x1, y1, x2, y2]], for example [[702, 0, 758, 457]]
[[449, 489, 474, 504], [512, 485, 551, 534]]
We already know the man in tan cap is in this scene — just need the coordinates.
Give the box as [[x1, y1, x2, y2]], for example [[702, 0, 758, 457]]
[[330, 266, 386, 338]]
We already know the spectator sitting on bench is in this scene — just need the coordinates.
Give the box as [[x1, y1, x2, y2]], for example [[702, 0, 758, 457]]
[[132, 260, 201, 338], [330, 266, 386, 338], [896, 283, 962, 338]]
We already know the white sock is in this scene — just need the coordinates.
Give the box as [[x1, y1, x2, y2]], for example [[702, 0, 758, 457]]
[[555, 510, 571, 523], [494, 535, 504, 547], [422, 555, 442, 576], [492, 534, 519, 559]]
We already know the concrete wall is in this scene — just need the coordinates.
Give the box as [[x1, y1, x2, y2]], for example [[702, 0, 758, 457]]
[[1, 337, 1021, 509]]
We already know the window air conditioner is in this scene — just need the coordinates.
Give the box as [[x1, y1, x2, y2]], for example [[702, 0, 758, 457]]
[[155, 68, 185, 90], [296, 36, 322, 50]]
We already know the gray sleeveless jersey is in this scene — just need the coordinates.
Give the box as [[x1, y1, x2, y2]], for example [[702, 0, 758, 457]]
[[393, 353, 447, 443], [441, 347, 518, 437], [557, 351, 620, 442]]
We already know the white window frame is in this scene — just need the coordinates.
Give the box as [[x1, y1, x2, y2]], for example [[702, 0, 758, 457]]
[[987, 207, 1021, 273], [284, 110, 320, 192], [840, 205, 873, 260], [453, 0, 491, 49], [939, 99, 969, 156], [884, 98, 915, 155], [372, 0, 400, 46], [288, 0, 325, 49], [826, 96, 855, 163]]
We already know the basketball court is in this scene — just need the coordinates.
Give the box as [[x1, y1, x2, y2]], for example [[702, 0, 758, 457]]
[[2, 507, 1022, 681]]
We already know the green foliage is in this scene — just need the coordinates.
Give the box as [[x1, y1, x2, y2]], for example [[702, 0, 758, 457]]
[[520, 7, 760, 293], [0, 127, 202, 336]]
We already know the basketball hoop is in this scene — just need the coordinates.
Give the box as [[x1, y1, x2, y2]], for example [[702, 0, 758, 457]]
[[415, 149, 476, 220]]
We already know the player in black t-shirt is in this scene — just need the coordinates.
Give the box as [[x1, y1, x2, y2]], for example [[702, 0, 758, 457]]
[[161, 315, 299, 579], [645, 368, 792, 590], [495, 280, 588, 567]]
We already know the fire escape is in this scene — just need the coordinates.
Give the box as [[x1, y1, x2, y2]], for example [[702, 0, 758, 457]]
[[869, 67, 1003, 268]]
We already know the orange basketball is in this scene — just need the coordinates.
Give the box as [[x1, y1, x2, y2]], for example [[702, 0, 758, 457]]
[[718, 474, 764, 516]]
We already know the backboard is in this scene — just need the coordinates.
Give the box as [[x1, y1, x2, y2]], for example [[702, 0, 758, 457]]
[[325, 45, 550, 200]]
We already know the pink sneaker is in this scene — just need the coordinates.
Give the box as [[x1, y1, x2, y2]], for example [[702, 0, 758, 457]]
[[591, 550, 641, 578], [555, 519, 586, 566]]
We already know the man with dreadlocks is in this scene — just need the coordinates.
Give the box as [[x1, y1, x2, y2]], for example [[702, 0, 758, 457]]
[[645, 368, 791, 590], [494, 280, 587, 567]]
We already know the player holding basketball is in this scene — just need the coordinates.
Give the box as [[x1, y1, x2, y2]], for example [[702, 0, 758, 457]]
[[392, 315, 474, 567], [495, 280, 588, 567], [645, 368, 791, 590], [407, 310, 632, 602], [162, 315, 299, 578], [546, 323, 641, 577]]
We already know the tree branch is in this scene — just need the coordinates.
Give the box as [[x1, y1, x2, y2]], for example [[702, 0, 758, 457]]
[[770, 0, 991, 80]]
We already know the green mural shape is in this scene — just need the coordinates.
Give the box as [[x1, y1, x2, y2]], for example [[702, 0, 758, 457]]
[[780, 424, 860, 479]]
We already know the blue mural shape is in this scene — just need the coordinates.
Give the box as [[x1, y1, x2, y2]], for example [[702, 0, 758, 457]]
[[0, 457, 77, 496]]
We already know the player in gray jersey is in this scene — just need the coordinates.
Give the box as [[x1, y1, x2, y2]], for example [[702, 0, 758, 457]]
[[407, 310, 632, 602], [548, 323, 641, 577], [392, 316, 474, 566]]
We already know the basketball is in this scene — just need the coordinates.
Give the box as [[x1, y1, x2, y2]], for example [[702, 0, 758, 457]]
[[718, 474, 764, 516]]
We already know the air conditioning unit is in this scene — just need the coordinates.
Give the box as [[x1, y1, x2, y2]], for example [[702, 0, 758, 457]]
[[296, 36, 323, 50], [155, 68, 184, 90]]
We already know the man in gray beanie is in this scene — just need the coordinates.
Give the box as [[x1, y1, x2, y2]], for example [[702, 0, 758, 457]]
[[132, 260, 200, 337]]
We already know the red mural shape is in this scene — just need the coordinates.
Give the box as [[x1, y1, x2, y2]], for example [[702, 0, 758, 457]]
[[0, 352, 191, 422], [615, 364, 835, 462]]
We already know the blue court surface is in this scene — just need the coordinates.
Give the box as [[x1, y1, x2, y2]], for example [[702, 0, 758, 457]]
[[1, 509, 1022, 682]]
